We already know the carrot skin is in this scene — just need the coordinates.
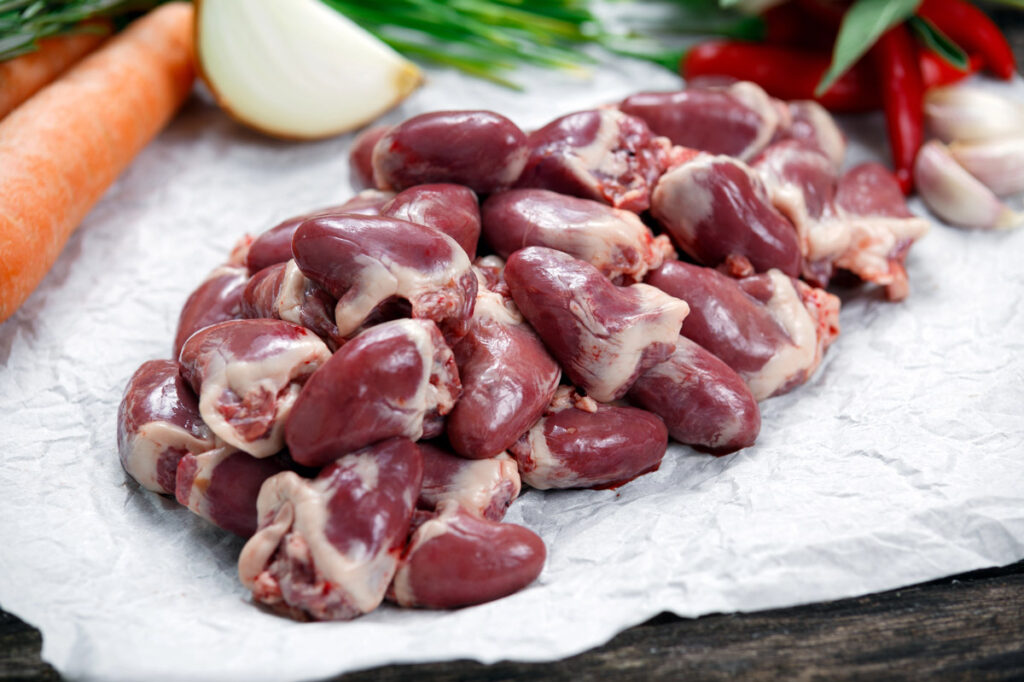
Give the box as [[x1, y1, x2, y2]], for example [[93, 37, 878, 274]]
[[0, 3, 195, 324], [0, 24, 111, 120]]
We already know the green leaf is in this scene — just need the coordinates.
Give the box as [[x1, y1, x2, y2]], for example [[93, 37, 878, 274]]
[[0, 0, 163, 61], [0, 30, 33, 54], [815, 0, 921, 97], [0, 0, 34, 13], [907, 15, 968, 70]]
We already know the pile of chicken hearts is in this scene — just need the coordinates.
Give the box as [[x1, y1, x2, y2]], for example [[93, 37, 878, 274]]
[[118, 80, 929, 621]]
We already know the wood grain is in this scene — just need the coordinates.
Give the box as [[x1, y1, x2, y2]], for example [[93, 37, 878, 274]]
[[2, 562, 1023, 681], [332, 562, 1024, 681]]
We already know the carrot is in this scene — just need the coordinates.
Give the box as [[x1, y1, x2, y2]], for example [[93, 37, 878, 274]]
[[0, 24, 112, 120], [0, 3, 195, 324]]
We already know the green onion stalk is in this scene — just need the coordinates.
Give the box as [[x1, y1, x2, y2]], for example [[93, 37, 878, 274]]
[[0, 0, 759, 85]]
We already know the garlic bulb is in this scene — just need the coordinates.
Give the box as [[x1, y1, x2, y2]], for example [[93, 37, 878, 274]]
[[914, 140, 1021, 230], [924, 86, 1024, 144], [949, 136, 1024, 198], [196, 0, 423, 140]]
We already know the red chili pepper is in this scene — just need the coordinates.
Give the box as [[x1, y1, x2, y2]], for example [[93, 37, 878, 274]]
[[682, 41, 880, 113], [918, 48, 983, 89], [917, 0, 1016, 79], [870, 25, 925, 195], [791, 0, 845, 32], [762, 1, 836, 50]]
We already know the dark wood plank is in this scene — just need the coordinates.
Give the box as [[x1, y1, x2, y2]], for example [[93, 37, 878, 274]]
[[0, 610, 60, 682], [333, 562, 1024, 682], [3, 561, 1022, 681]]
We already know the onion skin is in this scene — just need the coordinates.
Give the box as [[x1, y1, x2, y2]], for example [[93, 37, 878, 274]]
[[194, 0, 422, 140]]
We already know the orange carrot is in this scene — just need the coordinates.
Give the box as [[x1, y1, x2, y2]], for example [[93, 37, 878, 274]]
[[0, 24, 112, 120], [0, 3, 195, 324]]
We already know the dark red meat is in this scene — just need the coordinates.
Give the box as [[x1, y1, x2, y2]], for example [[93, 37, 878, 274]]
[[238, 438, 423, 621], [627, 337, 761, 454], [510, 387, 667, 490], [292, 213, 477, 338], [504, 247, 689, 402], [178, 319, 331, 458], [117, 358, 215, 495], [372, 110, 529, 194], [481, 188, 674, 284], [389, 501, 545, 609], [284, 319, 461, 468]]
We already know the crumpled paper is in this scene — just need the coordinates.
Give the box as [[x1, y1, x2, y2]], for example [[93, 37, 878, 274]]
[[1, 52, 1023, 682]]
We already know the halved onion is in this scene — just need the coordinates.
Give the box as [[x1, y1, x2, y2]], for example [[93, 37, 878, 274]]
[[195, 0, 423, 139]]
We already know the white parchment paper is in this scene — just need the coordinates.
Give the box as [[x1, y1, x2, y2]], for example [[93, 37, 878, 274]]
[[1, 54, 1023, 682]]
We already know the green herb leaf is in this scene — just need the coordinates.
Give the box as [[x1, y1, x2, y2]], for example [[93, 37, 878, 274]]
[[815, 0, 921, 97], [907, 15, 968, 70], [0, 0, 162, 62], [321, 0, 602, 87], [0, 30, 33, 55]]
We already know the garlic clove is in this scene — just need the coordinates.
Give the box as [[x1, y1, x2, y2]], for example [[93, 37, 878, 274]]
[[195, 0, 423, 140], [914, 140, 1023, 230], [924, 86, 1024, 144], [949, 136, 1024, 197]]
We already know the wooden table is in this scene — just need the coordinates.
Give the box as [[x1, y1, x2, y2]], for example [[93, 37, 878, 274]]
[[3, 561, 1023, 680], [4, 8, 1024, 682]]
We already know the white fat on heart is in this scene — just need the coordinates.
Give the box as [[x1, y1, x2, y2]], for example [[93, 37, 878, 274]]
[[333, 237, 471, 337], [727, 82, 787, 160], [238, 457, 397, 615], [802, 199, 929, 273], [516, 416, 585, 490], [473, 254, 505, 274], [350, 453, 380, 492], [440, 455, 521, 517], [772, 183, 814, 254], [805, 217, 854, 263], [547, 385, 597, 414], [755, 145, 829, 258], [198, 333, 330, 458], [745, 270, 818, 401], [238, 473, 298, 588], [124, 421, 215, 494], [567, 283, 688, 402], [274, 260, 313, 325], [548, 206, 662, 281], [831, 215, 930, 286], [390, 500, 463, 607], [472, 282, 523, 327], [651, 155, 716, 246], [181, 445, 236, 522], [334, 255, 401, 337], [422, 339, 458, 423], [561, 109, 632, 189], [789, 101, 845, 168], [496, 146, 531, 189]]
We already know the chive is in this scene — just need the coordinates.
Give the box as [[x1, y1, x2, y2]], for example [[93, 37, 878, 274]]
[[0, 0, 763, 87], [0, 0, 165, 61]]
